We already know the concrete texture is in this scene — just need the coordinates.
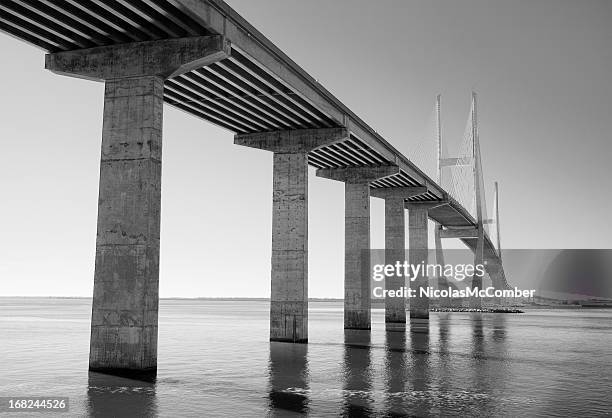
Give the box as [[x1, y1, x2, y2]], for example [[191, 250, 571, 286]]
[[370, 186, 427, 199], [89, 76, 163, 374], [470, 227, 485, 309], [408, 204, 429, 333], [317, 165, 399, 330], [384, 197, 406, 331], [235, 128, 350, 342], [45, 35, 230, 81], [434, 225, 452, 308], [485, 257, 505, 290], [344, 181, 372, 329], [235, 127, 348, 153], [45, 37, 232, 375], [317, 165, 399, 183], [270, 152, 309, 342], [371, 186, 428, 331]]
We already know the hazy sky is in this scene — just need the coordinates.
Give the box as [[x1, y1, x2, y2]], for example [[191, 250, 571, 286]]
[[0, 0, 610, 297]]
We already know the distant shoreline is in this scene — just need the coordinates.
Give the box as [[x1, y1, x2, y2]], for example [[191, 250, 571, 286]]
[[0, 296, 343, 302], [1, 296, 611, 309]]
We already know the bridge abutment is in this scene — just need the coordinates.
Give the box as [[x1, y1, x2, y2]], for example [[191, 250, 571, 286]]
[[45, 36, 230, 376], [235, 128, 349, 342], [317, 165, 399, 330]]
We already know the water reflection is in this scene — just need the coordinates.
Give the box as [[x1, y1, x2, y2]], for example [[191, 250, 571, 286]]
[[408, 331, 431, 416], [469, 313, 512, 416], [471, 313, 485, 357], [270, 314, 511, 416], [342, 330, 374, 416], [491, 314, 507, 343], [384, 331, 408, 416], [267, 342, 309, 415], [437, 313, 453, 403], [87, 372, 158, 417]]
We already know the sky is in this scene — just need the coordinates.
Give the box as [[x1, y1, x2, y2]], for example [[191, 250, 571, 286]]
[[0, 0, 610, 297]]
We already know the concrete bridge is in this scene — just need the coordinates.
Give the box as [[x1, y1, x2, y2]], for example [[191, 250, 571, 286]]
[[0, 0, 509, 377]]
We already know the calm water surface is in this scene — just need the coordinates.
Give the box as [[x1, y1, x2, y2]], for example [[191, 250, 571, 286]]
[[0, 298, 610, 417]]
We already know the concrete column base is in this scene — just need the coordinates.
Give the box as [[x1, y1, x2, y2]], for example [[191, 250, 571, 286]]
[[344, 309, 372, 330], [270, 301, 308, 343]]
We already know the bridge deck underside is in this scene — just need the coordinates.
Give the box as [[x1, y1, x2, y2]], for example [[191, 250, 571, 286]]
[[0, 0, 505, 271]]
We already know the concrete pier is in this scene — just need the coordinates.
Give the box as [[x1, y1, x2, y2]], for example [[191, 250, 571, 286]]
[[371, 187, 426, 331], [434, 225, 452, 308], [317, 165, 399, 330], [470, 227, 485, 309], [235, 128, 349, 342], [384, 196, 406, 330], [407, 203, 430, 332], [89, 76, 164, 374], [46, 36, 230, 375]]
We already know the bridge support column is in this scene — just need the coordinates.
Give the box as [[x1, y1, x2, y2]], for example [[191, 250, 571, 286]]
[[45, 36, 230, 376], [485, 257, 505, 306], [89, 76, 164, 375], [384, 197, 406, 330], [235, 128, 349, 342], [434, 224, 452, 308], [317, 165, 399, 330], [470, 228, 485, 309], [407, 203, 430, 333], [371, 187, 427, 331]]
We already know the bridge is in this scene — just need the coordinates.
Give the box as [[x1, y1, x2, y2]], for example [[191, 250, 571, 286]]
[[0, 0, 509, 376]]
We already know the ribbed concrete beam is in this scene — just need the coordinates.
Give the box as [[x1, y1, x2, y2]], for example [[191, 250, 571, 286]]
[[234, 127, 348, 153], [45, 35, 230, 81], [439, 228, 479, 239], [404, 201, 448, 210], [370, 186, 427, 199], [316, 164, 400, 183]]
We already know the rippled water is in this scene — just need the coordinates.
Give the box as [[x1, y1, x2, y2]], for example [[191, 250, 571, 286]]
[[0, 298, 610, 417]]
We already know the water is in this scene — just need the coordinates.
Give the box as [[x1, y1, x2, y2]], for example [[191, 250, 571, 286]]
[[0, 298, 610, 417]]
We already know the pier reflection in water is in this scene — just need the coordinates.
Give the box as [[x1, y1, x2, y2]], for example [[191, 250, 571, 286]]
[[4, 300, 608, 416], [342, 330, 374, 416], [87, 372, 158, 417], [268, 342, 310, 415], [267, 312, 515, 416]]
